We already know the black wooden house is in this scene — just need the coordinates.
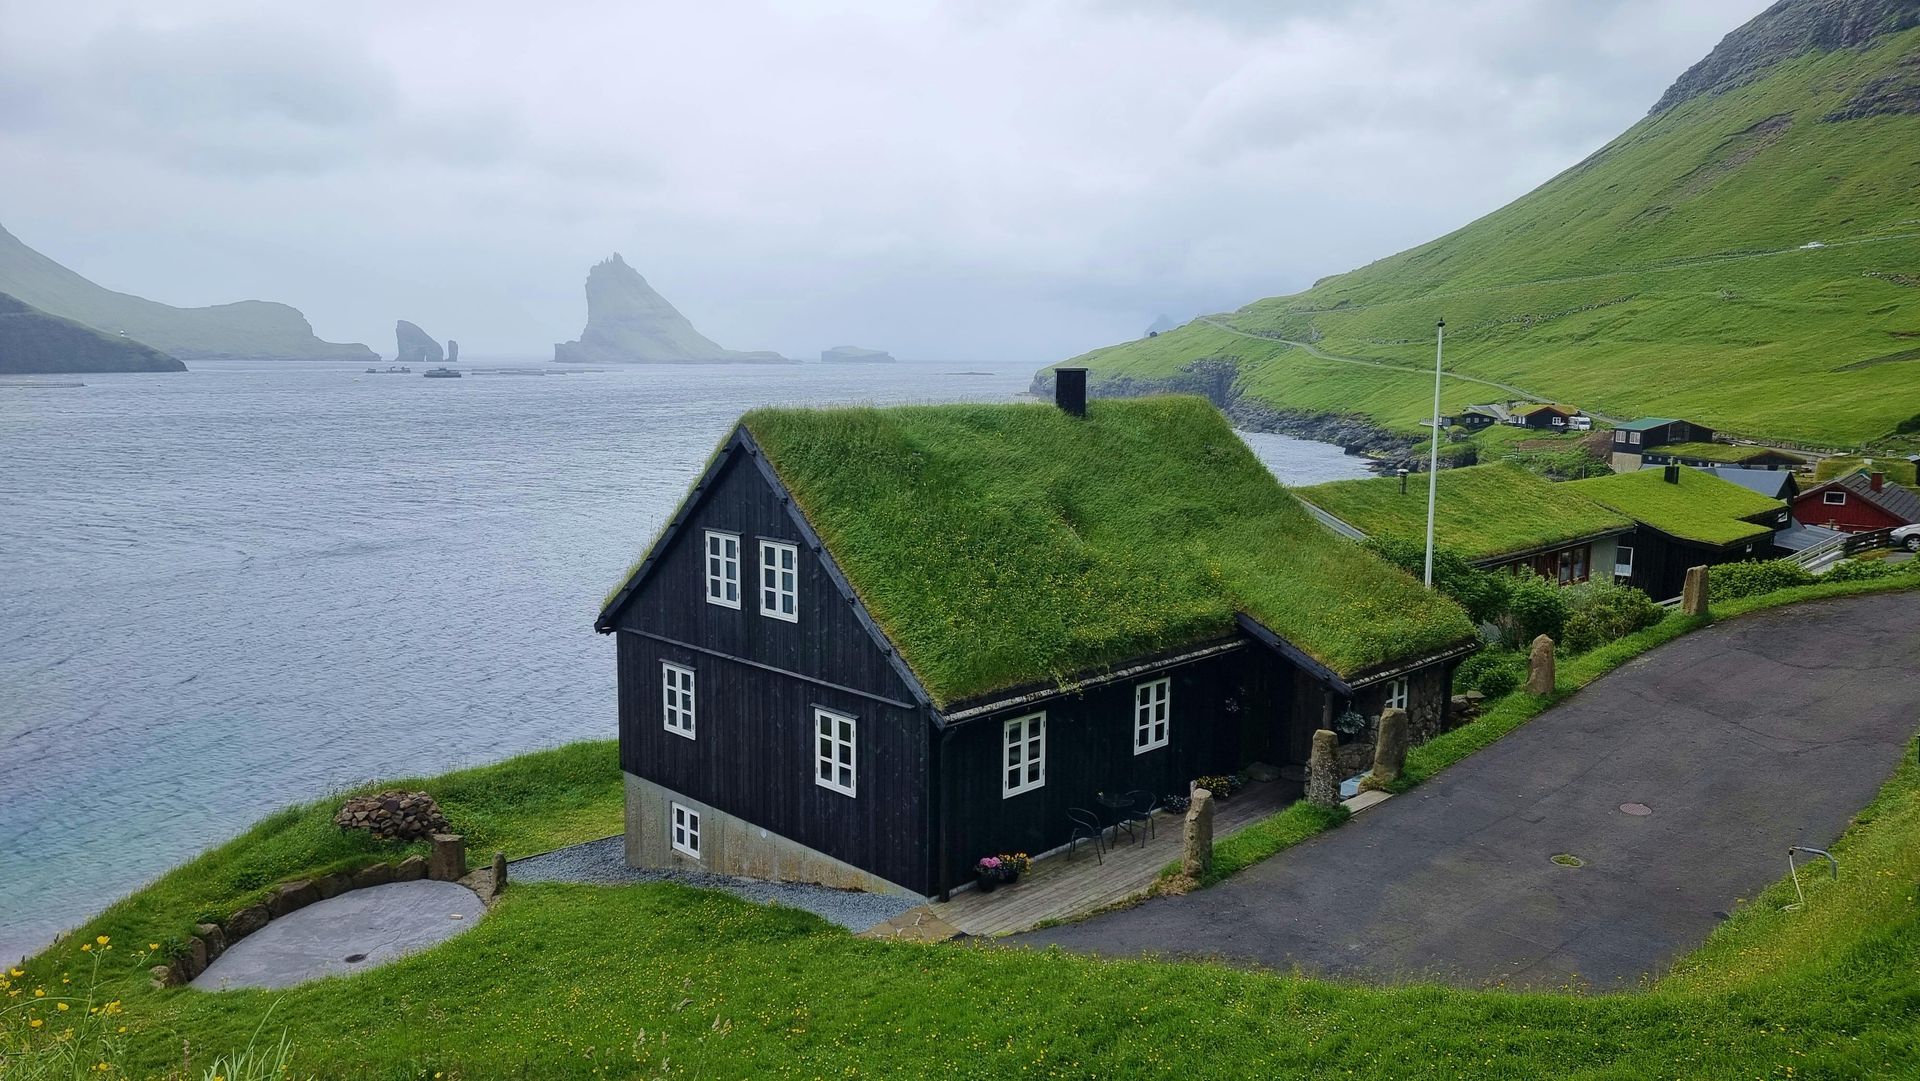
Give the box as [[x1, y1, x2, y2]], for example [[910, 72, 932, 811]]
[[596, 380, 1478, 899]]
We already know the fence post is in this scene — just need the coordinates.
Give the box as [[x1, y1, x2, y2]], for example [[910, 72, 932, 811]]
[[1307, 729, 1341, 807], [1526, 634, 1556, 695], [1182, 789, 1214, 879], [1682, 565, 1710, 617]]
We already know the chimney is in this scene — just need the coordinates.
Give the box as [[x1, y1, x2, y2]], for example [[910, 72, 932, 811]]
[[1054, 367, 1088, 418], [1397, 467, 1410, 494], [1664, 464, 1680, 484], [1870, 471, 1885, 492]]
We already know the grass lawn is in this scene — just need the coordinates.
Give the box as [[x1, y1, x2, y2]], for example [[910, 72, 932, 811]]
[[1296, 463, 1632, 561], [1567, 466, 1783, 546]]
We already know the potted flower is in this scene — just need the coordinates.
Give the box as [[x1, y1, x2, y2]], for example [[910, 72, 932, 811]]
[[997, 852, 1031, 882], [974, 855, 1006, 893]]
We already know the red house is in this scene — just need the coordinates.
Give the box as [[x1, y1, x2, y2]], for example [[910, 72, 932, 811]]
[[1791, 471, 1920, 534]]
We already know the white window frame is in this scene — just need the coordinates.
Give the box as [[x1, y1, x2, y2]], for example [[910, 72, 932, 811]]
[[1002, 712, 1046, 797], [661, 661, 696, 739], [815, 707, 857, 797], [1615, 545, 1635, 578], [1823, 490, 1846, 505], [704, 531, 741, 609], [759, 540, 800, 622], [669, 802, 701, 859], [1133, 678, 1170, 754], [1385, 678, 1409, 713], [1628, 431, 1641, 445]]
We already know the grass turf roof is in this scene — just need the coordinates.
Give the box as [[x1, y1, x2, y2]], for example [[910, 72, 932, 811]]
[[738, 396, 1475, 706], [1295, 463, 1633, 562], [1651, 441, 1803, 464], [1568, 467, 1783, 547]]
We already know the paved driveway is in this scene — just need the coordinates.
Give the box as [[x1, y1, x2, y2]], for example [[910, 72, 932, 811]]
[[1017, 592, 1920, 988]]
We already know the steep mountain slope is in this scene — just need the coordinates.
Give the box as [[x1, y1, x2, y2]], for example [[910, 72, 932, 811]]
[[554, 254, 790, 364], [0, 223, 373, 363], [0, 291, 185, 373], [1054, 0, 1920, 446]]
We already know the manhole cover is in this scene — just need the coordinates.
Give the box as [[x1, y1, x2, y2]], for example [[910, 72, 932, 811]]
[[1551, 853, 1585, 868], [1619, 802, 1652, 816], [343, 953, 368, 964]]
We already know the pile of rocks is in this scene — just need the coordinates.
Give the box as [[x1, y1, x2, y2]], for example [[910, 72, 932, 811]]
[[334, 790, 450, 841]]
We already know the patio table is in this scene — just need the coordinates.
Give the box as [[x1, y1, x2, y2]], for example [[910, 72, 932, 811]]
[[1095, 791, 1135, 847]]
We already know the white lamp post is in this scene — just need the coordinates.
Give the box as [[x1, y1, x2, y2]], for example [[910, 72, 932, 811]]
[[1424, 320, 1444, 588]]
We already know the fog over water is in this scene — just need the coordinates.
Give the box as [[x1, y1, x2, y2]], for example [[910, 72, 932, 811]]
[[0, 361, 1369, 961]]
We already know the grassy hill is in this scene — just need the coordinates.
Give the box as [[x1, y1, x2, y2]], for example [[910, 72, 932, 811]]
[[1054, 1, 1920, 447], [0, 291, 185, 373], [0, 222, 374, 363]]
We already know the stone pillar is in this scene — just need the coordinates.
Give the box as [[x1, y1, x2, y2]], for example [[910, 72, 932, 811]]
[[1526, 634, 1556, 696], [428, 833, 468, 882], [1370, 707, 1410, 787], [1181, 788, 1215, 879], [1307, 728, 1340, 808], [491, 851, 508, 898], [1682, 565, 1709, 616]]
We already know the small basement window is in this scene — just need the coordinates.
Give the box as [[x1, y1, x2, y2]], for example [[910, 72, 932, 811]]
[[1134, 678, 1170, 754], [1823, 491, 1846, 505], [670, 802, 701, 859], [1385, 677, 1408, 713], [704, 531, 741, 609], [815, 708, 856, 796], [760, 540, 799, 622], [662, 662, 696, 739], [1003, 713, 1046, 797], [1615, 545, 1635, 578]]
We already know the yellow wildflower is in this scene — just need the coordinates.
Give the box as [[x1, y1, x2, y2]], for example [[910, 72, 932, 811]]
[[7, 968, 20, 977], [81, 944, 91, 952], [95, 935, 109, 946], [29, 1018, 42, 1028], [34, 988, 45, 997], [146, 944, 158, 951], [57, 1002, 69, 1011]]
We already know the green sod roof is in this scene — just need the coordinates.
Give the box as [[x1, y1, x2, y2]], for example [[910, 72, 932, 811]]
[[1568, 467, 1784, 547], [1613, 417, 1681, 432], [1295, 463, 1633, 562], [737, 397, 1476, 707], [1651, 441, 1804, 465]]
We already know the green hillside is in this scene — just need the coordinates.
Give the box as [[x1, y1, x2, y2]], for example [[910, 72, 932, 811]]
[[1055, 2, 1920, 447], [0, 222, 374, 363], [0, 291, 184, 373]]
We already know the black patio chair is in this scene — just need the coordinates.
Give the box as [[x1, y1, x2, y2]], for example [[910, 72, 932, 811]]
[[1066, 807, 1104, 864], [1120, 790, 1160, 846]]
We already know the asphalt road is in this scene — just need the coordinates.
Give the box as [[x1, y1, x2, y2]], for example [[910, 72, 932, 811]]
[[1016, 592, 1920, 988]]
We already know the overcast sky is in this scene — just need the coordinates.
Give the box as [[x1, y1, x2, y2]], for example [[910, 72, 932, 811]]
[[0, 0, 1770, 362]]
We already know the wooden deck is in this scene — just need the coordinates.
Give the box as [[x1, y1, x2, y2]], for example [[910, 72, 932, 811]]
[[915, 779, 1299, 938]]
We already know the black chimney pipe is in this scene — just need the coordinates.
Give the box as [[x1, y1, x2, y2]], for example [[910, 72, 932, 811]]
[[1054, 366, 1088, 417], [1664, 464, 1680, 484]]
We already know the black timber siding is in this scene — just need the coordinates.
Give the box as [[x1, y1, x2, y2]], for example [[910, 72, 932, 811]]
[[1616, 526, 1767, 602], [614, 448, 933, 893], [937, 648, 1264, 891]]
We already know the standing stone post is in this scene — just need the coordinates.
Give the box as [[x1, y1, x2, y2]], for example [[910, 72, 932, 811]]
[[1681, 565, 1710, 617], [428, 833, 468, 882], [491, 851, 508, 898], [1370, 707, 1410, 787], [1307, 728, 1341, 808], [1181, 788, 1215, 879], [1526, 634, 1556, 696]]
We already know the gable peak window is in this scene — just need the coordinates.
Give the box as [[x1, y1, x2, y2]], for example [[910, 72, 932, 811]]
[[704, 531, 741, 609], [1385, 677, 1409, 713], [661, 661, 696, 739], [815, 707, 856, 796], [760, 540, 799, 622], [1822, 490, 1846, 505], [1003, 713, 1046, 797], [670, 802, 701, 859], [1134, 678, 1170, 754]]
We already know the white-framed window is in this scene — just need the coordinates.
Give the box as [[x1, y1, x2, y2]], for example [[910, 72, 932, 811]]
[[815, 708, 856, 796], [760, 540, 799, 622], [670, 802, 701, 859], [1002, 713, 1046, 797], [1823, 490, 1846, 505], [1551, 416, 1565, 427], [661, 662, 696, 739], [704, 531, 740, 609], [1628, 431, 1641, 445], [1615, 545, 1635, 578], [1133, 678, 1170, 754], [1385, 678, 1409, 713]]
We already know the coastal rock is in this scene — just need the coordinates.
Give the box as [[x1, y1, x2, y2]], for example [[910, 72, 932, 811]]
[[1651, 0, 1919, 115], [266, 879, 320, 918], [225, 904, 269, 941], [553, 253, 791, 365], [195, 923, 227, 961], [395, 320, 444, 365], [445, 339, 459, 363], [820, 345, 896, 364], [335, 790, 450, 841]]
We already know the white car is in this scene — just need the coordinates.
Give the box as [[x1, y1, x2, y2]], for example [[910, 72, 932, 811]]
[[1894, 523, 1920, 552]]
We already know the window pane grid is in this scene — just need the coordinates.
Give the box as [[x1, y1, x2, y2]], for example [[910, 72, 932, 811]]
[[1134, 679, 1170, 754], [760, 541, 799, 621], [670, 803, 701, 858], [1002, 713, 1045, 797], [662, 662, 696, 738], [704, 531, 740, 608], [815, 708, 856, 796]]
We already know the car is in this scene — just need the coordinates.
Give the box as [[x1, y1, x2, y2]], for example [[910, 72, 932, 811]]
[[1894, 523, 1920, 552]]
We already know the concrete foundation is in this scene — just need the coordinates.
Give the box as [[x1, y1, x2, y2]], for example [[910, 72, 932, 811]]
[[623, 774, 922, 899]]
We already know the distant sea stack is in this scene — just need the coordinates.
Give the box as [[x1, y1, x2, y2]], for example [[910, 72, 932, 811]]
[[395, 320, 445, 365], [553, 254, 792, 364], [0, 291, 186, 374], [0, 221, 374, 363], [821, 345, 896, 364]]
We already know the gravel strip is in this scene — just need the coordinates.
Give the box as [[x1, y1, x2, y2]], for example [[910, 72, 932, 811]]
[[509, 836, 918, 933]]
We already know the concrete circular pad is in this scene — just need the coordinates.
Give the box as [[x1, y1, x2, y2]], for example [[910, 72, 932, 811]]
[[193, 880, 484, 990]]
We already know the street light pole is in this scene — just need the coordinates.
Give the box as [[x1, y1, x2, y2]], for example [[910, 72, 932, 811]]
[[1424, 320, 1444, 589]]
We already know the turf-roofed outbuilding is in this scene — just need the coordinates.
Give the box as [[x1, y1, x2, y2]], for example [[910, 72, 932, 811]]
[[596, 385, 1478, 899], [1569, 465, 1790, 600]]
